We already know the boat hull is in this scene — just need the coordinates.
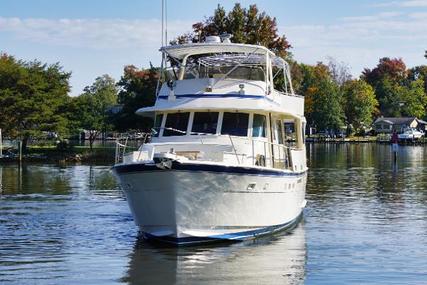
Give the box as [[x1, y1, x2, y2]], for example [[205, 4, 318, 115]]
[[113, 162, 307, 245]]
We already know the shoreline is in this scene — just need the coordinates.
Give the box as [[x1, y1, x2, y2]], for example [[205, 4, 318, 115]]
[[306, 137, 426, 145], [1, 139, 426, 164], [0, 145, 115, 164]]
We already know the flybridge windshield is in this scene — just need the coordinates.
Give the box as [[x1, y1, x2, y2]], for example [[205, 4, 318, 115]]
[[169, 53, 268, 81]]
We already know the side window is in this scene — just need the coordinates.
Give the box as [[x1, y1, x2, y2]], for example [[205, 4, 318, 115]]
[[153, 113, 163, 137], [284, 121, 295, 141], [252, 114, 266, 138], [163, 112, 189, 136], [192, 112, 219, 134], [221, 112, 249, 137]]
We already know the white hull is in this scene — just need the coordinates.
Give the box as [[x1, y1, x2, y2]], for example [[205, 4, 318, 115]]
[[113, 41, 308, 245], [114, 162, 306, 244]]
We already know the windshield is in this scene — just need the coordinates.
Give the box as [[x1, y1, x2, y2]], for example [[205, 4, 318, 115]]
[[180, 54, 266, 81]]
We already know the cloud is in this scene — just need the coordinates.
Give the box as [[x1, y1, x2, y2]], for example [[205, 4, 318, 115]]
[[372, 0, 427, 7], [0, 17, 193, 49], [340, 11, 402, 22], [408, 12, 427, 18], [282, 11, 427, 75], [0, 17, 195, 95]]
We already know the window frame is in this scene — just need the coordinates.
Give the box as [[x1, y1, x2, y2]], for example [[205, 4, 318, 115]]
[[153, 113, 164, 137]]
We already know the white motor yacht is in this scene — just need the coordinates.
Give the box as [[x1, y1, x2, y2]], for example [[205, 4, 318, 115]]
[[112, 36, 307, 245], [398, 128, 424, 140]]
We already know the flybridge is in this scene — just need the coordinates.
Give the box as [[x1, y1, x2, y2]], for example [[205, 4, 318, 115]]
[[136, 41, 304, 119], [158, 41, 295, 96]]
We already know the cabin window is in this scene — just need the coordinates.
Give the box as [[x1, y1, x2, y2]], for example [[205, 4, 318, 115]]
[[192, 112, 219, 134], [221, 112, 249, 137], [163, 112, 189, 136], [252, 114, 267, 138], [284, 121, 296, 141], [152, 113, 163, 137]]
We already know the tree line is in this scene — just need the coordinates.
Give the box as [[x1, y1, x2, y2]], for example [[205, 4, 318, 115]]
[[0, 54, 158, 150], [182, 3, 427, 135], [1, 3, 427, 150]]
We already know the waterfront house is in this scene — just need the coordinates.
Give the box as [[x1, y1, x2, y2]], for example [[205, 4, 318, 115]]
[[373, 117, 427, 133]]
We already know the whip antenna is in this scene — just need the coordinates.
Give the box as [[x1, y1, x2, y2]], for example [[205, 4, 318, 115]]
[[161, 0, 164, 46]]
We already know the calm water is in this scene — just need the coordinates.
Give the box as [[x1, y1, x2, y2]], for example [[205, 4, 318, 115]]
[[0, 144, 426, 284]]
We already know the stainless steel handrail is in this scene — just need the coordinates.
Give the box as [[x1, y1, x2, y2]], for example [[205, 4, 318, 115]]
[[116, 132, 292, 170]]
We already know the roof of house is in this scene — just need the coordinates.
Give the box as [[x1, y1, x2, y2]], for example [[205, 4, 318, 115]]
[[373, 117, 417, 125]]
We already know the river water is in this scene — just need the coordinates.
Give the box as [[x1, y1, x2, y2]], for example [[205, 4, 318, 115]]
[[0, 144, 426, 284]]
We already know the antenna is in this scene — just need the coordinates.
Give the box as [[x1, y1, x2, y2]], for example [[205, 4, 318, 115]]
[[165, 0, 168, 45], [161, 0, 168, 46], [161, 0, 164, 46], [157, 0, 167, 98]]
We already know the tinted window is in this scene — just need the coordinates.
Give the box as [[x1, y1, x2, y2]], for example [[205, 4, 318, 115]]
[[152, 113, 163, 137], [221, 112, 249, 137], [253, 114, 266, 138], [192, 112, 219, 134], [163, 112, 189, 136], [284, 122, 296, 141]]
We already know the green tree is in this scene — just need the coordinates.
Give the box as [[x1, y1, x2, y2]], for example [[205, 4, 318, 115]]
[[226, 3, 246, 44], [0, 54, 71, 150], [374, 77, 401, 117], [173, 3, 291, 58], [72, 74, 118, 150], [408, 65, 427, 95], [342, 80, 378, 133], [362, 57, 408, 116], [371, 76, 427, 118], [400, 79, 427, 118], [300, 63, 344, 131], [112, 65, 157, 132]]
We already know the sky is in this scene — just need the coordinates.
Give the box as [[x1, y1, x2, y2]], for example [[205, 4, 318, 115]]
[[1, 0, 426, 96]]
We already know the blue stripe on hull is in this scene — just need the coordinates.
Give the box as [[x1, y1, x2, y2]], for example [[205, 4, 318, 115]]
[[140, 212, 303, 246], [113, 161, 306, 177], [157, 93, 280, 105]]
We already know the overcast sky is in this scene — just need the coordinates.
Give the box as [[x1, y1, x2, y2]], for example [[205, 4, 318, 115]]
[[1, 0, 426, 96]]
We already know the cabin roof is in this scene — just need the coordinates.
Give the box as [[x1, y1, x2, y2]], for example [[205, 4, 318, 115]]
[[373, 117, 417, 125], [160, 43, 285, 65], [135, 93, 305, 119]]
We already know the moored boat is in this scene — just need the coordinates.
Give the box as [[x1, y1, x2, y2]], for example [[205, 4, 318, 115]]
[[398, 128, 424, 141], [112, 35, 307, 245]]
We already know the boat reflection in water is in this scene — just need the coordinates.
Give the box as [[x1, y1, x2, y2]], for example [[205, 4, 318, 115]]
[[123, 223, 306, 285]]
